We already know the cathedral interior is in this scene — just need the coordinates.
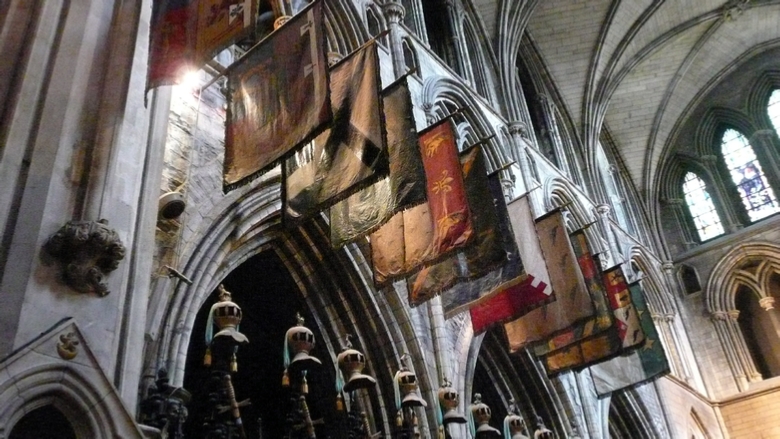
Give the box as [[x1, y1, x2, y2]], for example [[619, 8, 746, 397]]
[[3, 0, 780, 438]]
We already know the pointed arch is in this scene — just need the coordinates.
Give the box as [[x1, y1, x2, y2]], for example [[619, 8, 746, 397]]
[[420, 75, 509, 172], [706, 242, 780, 313]]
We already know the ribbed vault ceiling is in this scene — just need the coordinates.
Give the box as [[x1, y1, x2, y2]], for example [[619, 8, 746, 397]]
[[481, 0, 780, 198]]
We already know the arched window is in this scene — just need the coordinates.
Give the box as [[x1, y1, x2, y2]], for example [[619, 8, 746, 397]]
[[597, 142, 633, 233], [682, 172, 724, 241], [401, 38, 419, 75], [366, 6, 387, 47], [768, 89, 780, 135], [720, 128, 779, 221]]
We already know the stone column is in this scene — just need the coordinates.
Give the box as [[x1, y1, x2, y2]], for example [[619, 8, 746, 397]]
[[701, 153, 743, 233], [594, 204, 618, 264], [444, 0, 471, 80], [383, 1, 408, 78]]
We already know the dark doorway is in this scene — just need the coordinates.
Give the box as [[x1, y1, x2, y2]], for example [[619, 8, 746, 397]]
[[10, 405, 77, 439], [183, 250, 338, 438]]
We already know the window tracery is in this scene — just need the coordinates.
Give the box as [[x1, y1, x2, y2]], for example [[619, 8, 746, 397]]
[[768, 89, 780, 136]]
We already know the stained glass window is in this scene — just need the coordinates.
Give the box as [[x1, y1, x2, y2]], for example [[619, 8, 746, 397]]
[[683, 172, 724, 241], [720, 128, 779, 221], [768, 89, 780, 136]]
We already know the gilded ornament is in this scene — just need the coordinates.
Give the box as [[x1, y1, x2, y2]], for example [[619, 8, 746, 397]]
[[56, 332, 79, 360]]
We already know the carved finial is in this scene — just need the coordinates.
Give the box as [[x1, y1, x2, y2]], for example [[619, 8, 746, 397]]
[[217, 284, 232, 302], [508, 397, 518, 414], [473, 393, 482, 404], [343, 333, 353, 350], [399, 353, 410, 369], [296, 312, 305, 326], [441, 377, 451, 388]]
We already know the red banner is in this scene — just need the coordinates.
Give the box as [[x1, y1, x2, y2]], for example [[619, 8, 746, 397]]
[[470, 274, 553, 334], [419, 121, 472, 254]]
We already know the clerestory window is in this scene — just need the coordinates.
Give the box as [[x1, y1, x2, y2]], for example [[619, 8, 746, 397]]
[[720, 128, 779, 221], [682, 172, 724, 241]]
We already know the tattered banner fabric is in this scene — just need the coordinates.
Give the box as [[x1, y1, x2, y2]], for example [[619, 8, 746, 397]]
[[542, 265, 645, 375], [284, 41, 387, 222], [329, 78, 426, 247], [223, 2, 330, 190], [469, 274, 553, 334], [589, 282, 669, 396], [503, 206, 594, 352], [438, 173, 525, 319], [407, 147, 505, 307], [531, 230, 613, 356], [148, 0, 259, 90], [370, 119, 472, 286]]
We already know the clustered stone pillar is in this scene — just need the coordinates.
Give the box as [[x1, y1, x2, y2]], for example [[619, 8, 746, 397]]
[[383, 1, 408, 78]]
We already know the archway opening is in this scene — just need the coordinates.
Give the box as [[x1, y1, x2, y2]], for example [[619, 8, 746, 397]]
[[9, 405, 77, 439], [183, 250, 337, 438], [735, 285, 780, 378]]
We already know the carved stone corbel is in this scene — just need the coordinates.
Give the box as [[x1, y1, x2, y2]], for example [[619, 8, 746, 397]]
[[43, 219, 126, 297]]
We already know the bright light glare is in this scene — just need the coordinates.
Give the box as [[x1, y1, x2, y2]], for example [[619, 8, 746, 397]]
[[179, 70, 201, 90]]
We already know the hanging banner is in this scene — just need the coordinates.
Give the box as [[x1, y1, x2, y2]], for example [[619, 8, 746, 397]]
[[329, 77, 426, 247], [503, 207, 595, 351], [469, 273, 553, 334], [407, 147, 504, 306], [224, 1, 330, 190], [284, 40, 387, 221], [541, 265, 645, 375], [531, 230, 613, 356], [590, 282, 669, 396], [148, 0, 259, 91], [439, 176, 525, 317], [370, 119, 472, 285]]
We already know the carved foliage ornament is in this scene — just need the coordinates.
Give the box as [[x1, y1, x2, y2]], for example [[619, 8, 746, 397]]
[[43, 219, 126, 296]]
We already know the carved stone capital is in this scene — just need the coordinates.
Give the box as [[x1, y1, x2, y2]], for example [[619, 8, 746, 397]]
[[43, 219, 126, 296], [759, 296, 775, 311], [661, 261, 675, 273], [382, 1, 406, 22], [728, 309, 741, 320], [750, 129, 775, 143], [700, 154, 718, 165], [508, 121, 530, 139], [710, 311, 730, 321], [660, 198, 684, 206], [595, 203, 611, 217]]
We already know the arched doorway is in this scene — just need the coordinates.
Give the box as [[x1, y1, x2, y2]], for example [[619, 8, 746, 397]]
[[9, 405, 76, 439], [182, 250, 338, 438]]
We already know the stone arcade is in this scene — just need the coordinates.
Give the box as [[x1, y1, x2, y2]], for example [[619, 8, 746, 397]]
[[2, 0, 780, 437]]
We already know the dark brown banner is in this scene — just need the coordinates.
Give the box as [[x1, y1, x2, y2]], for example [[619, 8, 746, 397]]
[[224, 1, 330, 190], [284, 40, 387, 221], [329, 78, 425, 247]]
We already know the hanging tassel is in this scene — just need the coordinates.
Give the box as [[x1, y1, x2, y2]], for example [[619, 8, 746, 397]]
[[203, 347, 212, 367], [412, 411, 418, 427], [282, 369, 290, 387], [230, 352, 238, 372], [336, 393, 344, 412], [438, 425, 445, 439], [393, 370, 402, 411], [301, 370, 309, 395], [396, 410, 403, 427]]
